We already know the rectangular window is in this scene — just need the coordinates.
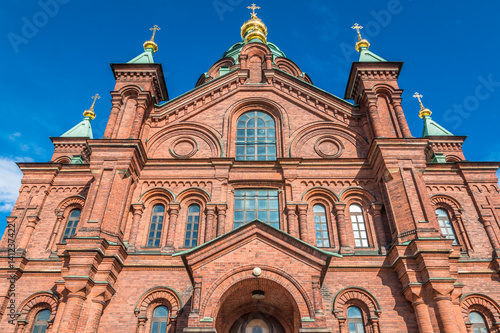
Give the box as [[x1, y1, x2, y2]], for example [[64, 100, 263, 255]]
[[234, 190, 279, 229]]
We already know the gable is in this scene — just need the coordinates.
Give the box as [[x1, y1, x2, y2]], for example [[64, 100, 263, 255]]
[[145, 70, 369, 160]]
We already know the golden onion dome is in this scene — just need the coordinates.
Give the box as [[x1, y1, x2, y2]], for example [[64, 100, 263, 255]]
[[241, 4, 268, 44], [419, 107, 432, 119], [355, 39, 370, 52], [143, 25, 160, 53], [143, 40, 158, 53]]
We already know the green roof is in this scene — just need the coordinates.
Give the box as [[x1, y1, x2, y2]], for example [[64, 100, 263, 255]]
[[128, 48, 155, 64], [422, 115, 453, 137], [61, 116, 94, 139], [358, 46, 386, 62]]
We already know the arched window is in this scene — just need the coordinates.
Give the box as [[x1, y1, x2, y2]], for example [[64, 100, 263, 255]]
[[236, 111, 276, 161], [347, 306, 365, 333], [147, 205, 165, 247], [469, 311, 489, 333], [313, 205, 330, 247], [31, 309, 50, 333], [62, 209, 81, 243], [151, 305, 168, 333], [185, 204, 200, 247], [350, 204, 369, 247], [436, 208, 458, 244]]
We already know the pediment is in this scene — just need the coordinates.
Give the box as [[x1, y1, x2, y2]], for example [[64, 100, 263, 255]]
[[174, 220, 338, 282], [149, 68, 358, 128]]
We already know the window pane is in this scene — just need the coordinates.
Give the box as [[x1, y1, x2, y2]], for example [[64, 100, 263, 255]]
[[185, 205, 200, 247], [154, 306, 168, 317], [350, 205, 368, 248], [233, 190, 280, 229], [236, 111, 276, 161], [147, 205, 164, 247]]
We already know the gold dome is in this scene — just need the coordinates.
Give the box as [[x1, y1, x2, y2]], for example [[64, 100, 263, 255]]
[[419, 107, 432, 119], [83, 94, 100, 120], [241, 4, 268, 44], [143, 40, 158, 53], [355, 39, 370, 52]]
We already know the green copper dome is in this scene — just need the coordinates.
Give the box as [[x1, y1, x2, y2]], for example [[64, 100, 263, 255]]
[[222, 41, 286, 63]]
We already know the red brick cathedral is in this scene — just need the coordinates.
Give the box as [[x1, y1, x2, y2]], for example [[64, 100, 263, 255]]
[[2, 7, 500, 333]]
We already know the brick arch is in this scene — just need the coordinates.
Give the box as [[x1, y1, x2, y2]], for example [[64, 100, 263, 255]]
[[55, 195, 85, 215], [202, 265, 314, 321], [302, 187, 339, 203], [430, 194, 462, 214], [224, 97, 288, 159], [289, 123, 369, 159], [116, 84, 143, 98], [332, 287, 382, 333], [134, 286, 183, 317], [146, 123, 223, 158], [339, 187, 377, 205], [16, 291, 59, 323], [139, 187, 176, 203], [53, 156, 71, 164], [461, 294, 500, 331], [177, 187, 211, 203]]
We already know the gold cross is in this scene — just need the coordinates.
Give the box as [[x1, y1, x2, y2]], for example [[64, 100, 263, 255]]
[[351, 23, 363, 41], [413, 92, 424, 109], [247, 3, 260, 18], [89, 93, 101, 110], [149, 25, 161, 42]]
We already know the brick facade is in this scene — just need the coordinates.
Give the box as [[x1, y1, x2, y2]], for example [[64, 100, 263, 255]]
[[1, 17, 500, 333]]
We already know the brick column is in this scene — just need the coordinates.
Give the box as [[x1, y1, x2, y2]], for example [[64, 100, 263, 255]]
[[129, 99, 148, 139], [455, 211, 472, 251], [370, 318, 381, 333], [404, 291, 434, 333], [334, 202, 352, 253], [312, 279, 324, 315], [59, 291, 87, 333], [433, 294, 459, 333], [480, 215, 500, 253], [367, 102, 383, 138], [46, 214, 64, 251], [103, 100, 121, 139], [297, 205, 309, 243], [192, 277, 202, 314], [127, 203, 144, 253], [18, 215, 39, 250], [216, 205, 227, 237], [86, 296, 106, 333], [205, 206, 217, 242], [137, 316, 148, 333], [370, 204, 388, 254], [165, 204, 180, 249], [392, 100, 412, 138], [286, 205, 299, 238]]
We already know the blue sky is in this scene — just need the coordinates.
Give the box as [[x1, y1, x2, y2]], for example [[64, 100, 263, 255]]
[[1, 0, 500, 235]]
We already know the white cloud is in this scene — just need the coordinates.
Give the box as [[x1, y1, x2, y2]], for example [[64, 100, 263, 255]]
[[8, 132, 21, 141], [0, 157, 32, 213]]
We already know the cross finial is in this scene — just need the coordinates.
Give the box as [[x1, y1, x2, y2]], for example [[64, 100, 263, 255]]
[[413, 92, 424, 109], [247, 3, 260, 18], [351, 23, 363, 41], [149, 25, 161, 42], [89, 94, 101, 110]]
